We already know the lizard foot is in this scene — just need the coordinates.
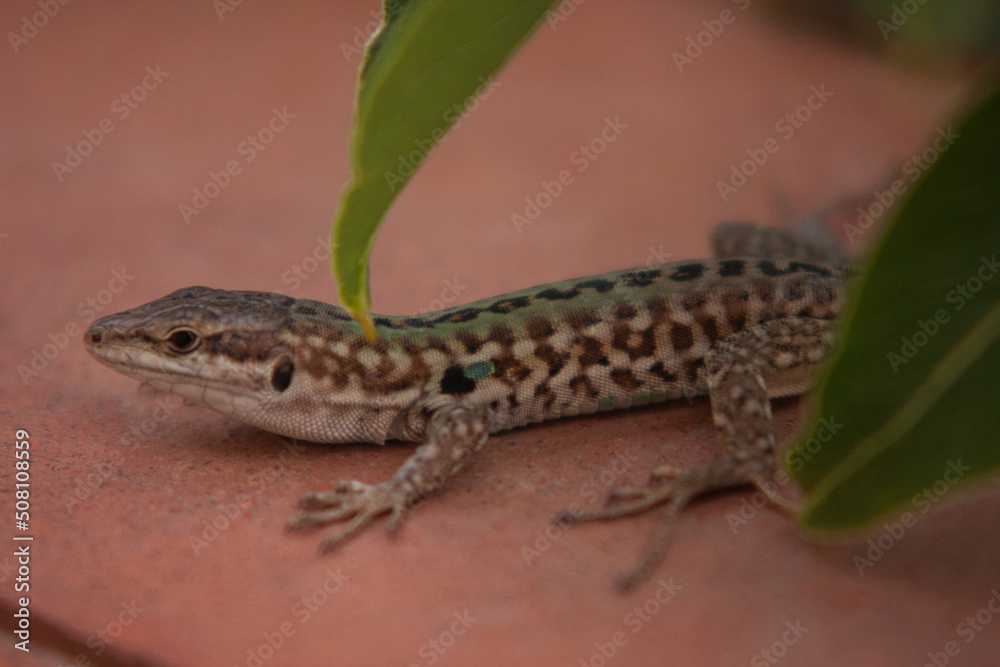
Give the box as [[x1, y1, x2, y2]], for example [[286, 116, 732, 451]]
[[556, 455, 797, 591], [287, 403, 488, 555], [287, 479, 411, 554]]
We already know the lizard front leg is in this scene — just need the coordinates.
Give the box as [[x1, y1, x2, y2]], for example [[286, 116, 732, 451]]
[[287, 403, 488, 553], [558, 316, 834, 590]]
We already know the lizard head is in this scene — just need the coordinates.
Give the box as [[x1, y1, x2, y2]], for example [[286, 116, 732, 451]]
[[85, 286, 298, 416], [84, 286, 417, 443]]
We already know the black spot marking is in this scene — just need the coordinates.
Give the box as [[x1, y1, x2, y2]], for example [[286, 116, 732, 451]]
[[488, 324, 516, 346], [508, 392, 520, 408], [440, 366, 476, 395], [718, 260, 746, 277], [565, 309, 600, 329], [374, 316, 409, 329], [696, 315, 721, 342], [489, 399, 500, 411], [423, 336, 449, 353], [683, 358, 704, 384], [610, 367, 641, 390], [433, 308, 480, 324], [612, 323, 656, 359], [569, 374, 599, 398], [294, 305, 318, 316], [621, 270, 662, 287], [535, 344, 566, 376], [785, 281, 806, 301], [681, 293, 708, 311], [537, 287, 580, 300], [575, 278, 615, 293], [757, 260, 833, 277], [525, 316, 555, 340], [493, 355, 531, 382], [647, 297, 671, 324], [489, 297, 531, 314], [578, 337, 609, 367], [669, 263, 705, 282], [455, 331, 484, 354], [670, 324, 694, 351], [649, 361, 677, 383], [614, 303, 638, 320]]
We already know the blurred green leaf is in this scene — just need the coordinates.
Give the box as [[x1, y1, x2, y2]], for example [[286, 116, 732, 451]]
[[789, 80, 1000, 531], [333, 0, 561, 339]]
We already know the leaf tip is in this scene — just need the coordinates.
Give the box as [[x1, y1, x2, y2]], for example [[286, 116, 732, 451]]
[[352, 308, 379, 343]]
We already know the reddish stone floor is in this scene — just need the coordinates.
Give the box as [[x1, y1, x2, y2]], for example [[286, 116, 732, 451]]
[[3, 1, 997, 665]]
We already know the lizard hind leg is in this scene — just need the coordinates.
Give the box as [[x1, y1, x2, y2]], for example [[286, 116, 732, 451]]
[[557, 316, 834, 591]]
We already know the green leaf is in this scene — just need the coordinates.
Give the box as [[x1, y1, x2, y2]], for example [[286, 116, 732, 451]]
[[789, 81, 1000, 532], [333, 0, 561, 339]]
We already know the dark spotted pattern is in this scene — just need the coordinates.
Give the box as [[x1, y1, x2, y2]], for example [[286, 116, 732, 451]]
[[87, 255, 850, 440]]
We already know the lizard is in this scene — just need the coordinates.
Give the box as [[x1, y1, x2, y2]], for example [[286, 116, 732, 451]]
[[83, 223, 851, 590]]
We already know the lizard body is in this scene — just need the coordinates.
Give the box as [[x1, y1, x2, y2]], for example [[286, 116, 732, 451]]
[[84, 224, 850, 588]]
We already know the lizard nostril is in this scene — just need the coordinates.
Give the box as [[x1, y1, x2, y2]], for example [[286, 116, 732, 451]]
[[87, 330, 103, 345]]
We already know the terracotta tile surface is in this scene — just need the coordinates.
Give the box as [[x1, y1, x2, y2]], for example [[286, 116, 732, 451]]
[[3, 1, 997, 665]]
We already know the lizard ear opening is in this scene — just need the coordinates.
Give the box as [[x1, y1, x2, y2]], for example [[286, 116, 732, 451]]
[[271, 357, 295, 392]]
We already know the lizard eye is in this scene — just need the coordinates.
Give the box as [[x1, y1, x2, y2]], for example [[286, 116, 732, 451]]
[[166, 328, 201, 354]]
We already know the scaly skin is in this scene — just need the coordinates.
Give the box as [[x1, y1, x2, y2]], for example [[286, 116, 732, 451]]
[[84, 224, 850, 589]]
